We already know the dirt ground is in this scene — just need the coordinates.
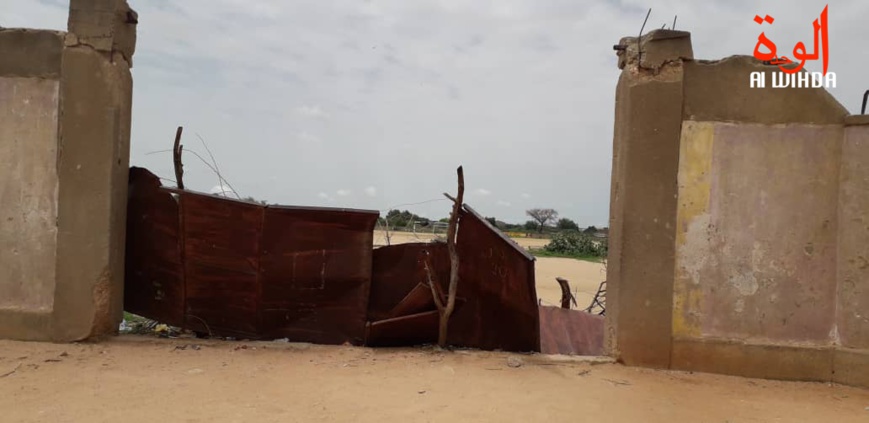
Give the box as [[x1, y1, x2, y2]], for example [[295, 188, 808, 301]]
[[373, 230, 605, 309], [1, 337, 867, 423]]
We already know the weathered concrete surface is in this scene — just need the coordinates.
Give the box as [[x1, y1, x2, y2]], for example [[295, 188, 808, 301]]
[[615, 30, 693, 71], [0, 77, 61, 313], [674, 122, 841, 344], [683, 57, 848, 124], [68, 0, 137, 64], [833, 348, 869, 387], [837, 120, 869, 350], [606, 31, 688, 368], [51, 46, 133, 341], [609, 29, 869, 388], [0, 29, 64, 78], [671, 338, 833, 382], [0, 2, 136, 342]]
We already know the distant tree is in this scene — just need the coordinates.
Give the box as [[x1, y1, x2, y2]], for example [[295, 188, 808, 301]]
[[583, 225, 598, 234], [557, 218, 580, 231], [380, 209, 430, 229], [524, 220, 538, 231], [526, 208, 559, 233], [485, 216, 497, 227]]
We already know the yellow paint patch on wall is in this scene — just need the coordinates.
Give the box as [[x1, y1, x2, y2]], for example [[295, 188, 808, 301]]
[[672, 121, 715, 338]]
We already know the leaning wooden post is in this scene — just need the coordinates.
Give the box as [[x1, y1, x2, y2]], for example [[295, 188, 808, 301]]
[[436, 165, 464, 347], [556, 277, 577, 309], [173, 126, 185, 190]]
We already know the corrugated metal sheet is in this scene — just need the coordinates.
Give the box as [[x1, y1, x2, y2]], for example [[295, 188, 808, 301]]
[[127, 167, 598, 354], [366, 243, 448, 347], [124, 168, 184, 327], [538, 306, 605, 355], [259, 205, 377, 344], [366, 206, 540, 352], [368, 242, 449, 322], [450, 205, 540, 352], [125, 167, 378, 344], [182, 192, 262, 338]]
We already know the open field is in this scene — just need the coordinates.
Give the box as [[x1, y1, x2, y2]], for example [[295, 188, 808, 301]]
[[1, 337, 867, 423], [373, 230, 605, 310], [373, 230, 551, 249]]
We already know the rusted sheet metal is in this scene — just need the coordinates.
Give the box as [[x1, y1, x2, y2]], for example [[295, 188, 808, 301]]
[[538, 306, 605, 356], [366, 207, 539, 351], [368, 243, 449, 322], [366, 243, 447, 347], [366, 311, 440, 347], [127, 167, 542, 352], [259, 205, 378, 345], [124, 167, 184, 327], [125, 167, 378, 343], [451, 205, 540, 352], [181, 192, 262, 338], [388, 283, 436, 319]]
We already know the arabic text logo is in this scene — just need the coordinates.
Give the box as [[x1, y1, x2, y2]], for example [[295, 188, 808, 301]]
[[749, 5, 836, 89]]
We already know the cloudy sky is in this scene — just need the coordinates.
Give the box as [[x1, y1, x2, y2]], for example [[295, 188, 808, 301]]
[[3, 0, 866, 226]]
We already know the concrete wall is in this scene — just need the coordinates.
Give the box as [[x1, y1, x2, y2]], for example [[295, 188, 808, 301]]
[[608, 29, 869, 387], [0, 0, 136, 341], [835, 117, 869, 386], [0, 76, 61, 314]]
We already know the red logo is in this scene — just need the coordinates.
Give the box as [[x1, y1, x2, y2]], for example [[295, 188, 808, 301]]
[[752, 5, 829, 75]]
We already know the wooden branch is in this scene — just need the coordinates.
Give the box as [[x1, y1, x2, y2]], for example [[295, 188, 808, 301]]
[[556, 277, 577, 309], [423, 250, 445, 312], [443, 193, 457, 203], [438, 165, 464, 347], [173, 126, 185, 190]]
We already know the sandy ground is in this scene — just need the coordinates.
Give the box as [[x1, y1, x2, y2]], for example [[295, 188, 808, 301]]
[[373, 230, 551, 249], [1, 337, 867, 423], [373, 230, 604, 309], [535, 257, 606, 309]]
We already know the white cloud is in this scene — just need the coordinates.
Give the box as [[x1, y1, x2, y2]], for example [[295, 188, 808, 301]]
[[295, 105, 328, 119], [7, 0, 863, 229], [297, 131, 320, 143], [475, 188, 492, 196], [210, 185, 236, 197], [317, 192, 330, 199], [364, 186, 377, 197], [496, 200, 512, 207], [336, 189, 351, 196]]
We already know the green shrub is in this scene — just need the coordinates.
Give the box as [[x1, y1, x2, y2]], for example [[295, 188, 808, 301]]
[[544, 231, 607, 257]]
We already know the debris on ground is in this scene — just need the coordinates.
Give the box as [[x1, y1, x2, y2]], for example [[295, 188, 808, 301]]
[[506, 356, 523, 368], [0, 363, 21, 378], [603, 378, 631, 386], [173, 344, 202, 351]]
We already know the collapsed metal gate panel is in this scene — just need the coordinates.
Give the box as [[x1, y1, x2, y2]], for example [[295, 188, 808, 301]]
[[124, 167, 378, 344], [125, 166, 592, 354], [362, 206, 541, 352]]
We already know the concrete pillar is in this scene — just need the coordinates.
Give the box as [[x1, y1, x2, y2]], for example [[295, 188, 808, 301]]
[[606, 30, 693, 368], [0, 0, 136, 341], [834, 115, 869, 387]]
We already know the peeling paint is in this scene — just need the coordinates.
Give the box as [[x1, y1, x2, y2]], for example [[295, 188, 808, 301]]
[[673, 121, 715, 337], [730, 272, 759, 296]]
